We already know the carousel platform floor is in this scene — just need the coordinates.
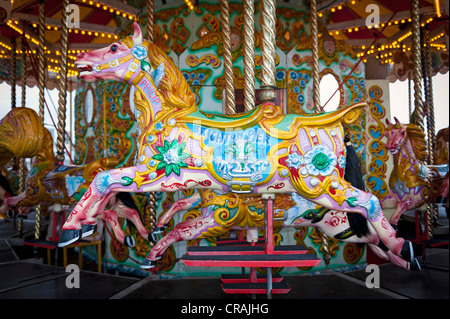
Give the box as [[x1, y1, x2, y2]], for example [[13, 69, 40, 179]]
[[0, 216, 448, 300], [0, 249, 447, 300]]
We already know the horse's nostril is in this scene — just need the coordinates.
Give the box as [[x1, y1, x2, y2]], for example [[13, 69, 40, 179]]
[[77, 52, 85, 59]]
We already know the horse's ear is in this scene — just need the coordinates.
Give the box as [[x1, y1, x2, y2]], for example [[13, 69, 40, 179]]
[[385, 118, 391, 127], [132, 21, 143, 46], [394, 117, 401, 125]]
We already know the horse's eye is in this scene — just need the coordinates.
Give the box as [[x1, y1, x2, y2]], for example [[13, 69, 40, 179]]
[[111, 44, 118, 52]]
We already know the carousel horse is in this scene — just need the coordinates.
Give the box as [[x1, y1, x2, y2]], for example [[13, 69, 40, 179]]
[[381, 118, 449, 225], [59, 22, 416, 270], [0, 107, 149, 247]]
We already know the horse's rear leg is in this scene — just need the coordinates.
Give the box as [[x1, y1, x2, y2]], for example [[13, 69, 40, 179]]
[[152, 192, 201, 239], [101, 209, 135, 247], [141, 214, 217, 269], [116, 206, 150, 243], [311, 185, 415, 264]]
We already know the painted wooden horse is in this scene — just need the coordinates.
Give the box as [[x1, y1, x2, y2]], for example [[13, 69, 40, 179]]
[[60, 22, 416, 269], [0, 107, 149, 247], [381, 118, 449, 225]]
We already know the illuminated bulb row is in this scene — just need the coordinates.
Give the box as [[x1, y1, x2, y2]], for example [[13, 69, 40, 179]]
[[430, 43, 447, 50], [80, 0, 136, 20], [319, 0, 356, 18], [48, 65, 79, 77], [7, 20, 40, 46], [434, 0, 442, 18], [0, 42, 13, 50], [331, 15, 434, 35], [184, 0, 195, 10], [69, 28, 119, 39], [30, 22, 120, 40], [430, 32, 445, 43]]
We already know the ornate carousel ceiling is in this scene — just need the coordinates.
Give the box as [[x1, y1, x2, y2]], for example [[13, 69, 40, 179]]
[[0, 0, 448, 88]]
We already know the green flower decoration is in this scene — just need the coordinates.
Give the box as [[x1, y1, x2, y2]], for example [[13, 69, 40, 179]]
[[152, 139, 190, 176]]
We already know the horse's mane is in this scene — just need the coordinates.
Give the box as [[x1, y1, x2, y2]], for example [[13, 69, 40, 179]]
[[436, 127, 449, 143], [405, 124, 428, 161], [0, 107, 46, 166], [121, 35, 196, 111]]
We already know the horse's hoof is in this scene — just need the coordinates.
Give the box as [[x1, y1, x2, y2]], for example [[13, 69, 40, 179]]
[[410, 258, 422, 271], [303, 207, 329, 223], [140, 259, 157, 269], [124, 236, 135, 248], [334, 228, 356, 240], [152, 226, 167, 234], [81, 224, 96, 238], [148, 232, 159, 243], [58, 229, 81, 247], [400, 240, 414, 262]]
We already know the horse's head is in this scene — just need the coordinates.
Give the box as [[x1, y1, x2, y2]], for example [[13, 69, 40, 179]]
[[384, 117, 406, 155], [76, 22, 163, 86], [76, 21, 196, 114]]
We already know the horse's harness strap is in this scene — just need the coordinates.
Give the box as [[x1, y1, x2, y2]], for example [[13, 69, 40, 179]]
[[93, 54, 134, 72]]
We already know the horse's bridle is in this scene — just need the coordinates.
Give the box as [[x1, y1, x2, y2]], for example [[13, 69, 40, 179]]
[[92, 42, 149, 83]]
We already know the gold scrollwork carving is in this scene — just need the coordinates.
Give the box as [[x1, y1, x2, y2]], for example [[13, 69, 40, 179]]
[[185, 54, 221, 68]]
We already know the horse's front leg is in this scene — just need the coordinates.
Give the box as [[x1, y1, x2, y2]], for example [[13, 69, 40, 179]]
[[59, 167, 137, 247], [0, 192, 27, 215]]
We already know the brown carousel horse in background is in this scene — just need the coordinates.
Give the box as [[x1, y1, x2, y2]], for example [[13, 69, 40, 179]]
[[382, 118, 449, 225], [0, 107, 150, 247]]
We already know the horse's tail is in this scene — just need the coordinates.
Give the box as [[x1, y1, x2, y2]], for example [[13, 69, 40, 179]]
[[0, 173, 15, 196], [116, 192, 139, 211], [343, 135, 370, 238]]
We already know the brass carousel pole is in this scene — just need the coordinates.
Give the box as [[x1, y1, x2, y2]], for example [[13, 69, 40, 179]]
[[408, 77, 411, 120], [310, 0, 331, 268], [411, 0, 424, 130], [18, 24, 28, 234], [423, 26, 436, 166], [259, 0, 277, 299], [34, 0, 46, 240], [146, 0, 157, 247], [220, 0, 236, 114], [146, 0, 154, 42], [423, 26, 439, 225], [411, 0, 433, 240], [259, 0, 277, 104], [55, 0, 70, 165], [10, 38, 16, 109], [310, 0, 321, 114], [243, 0, 255, 112]]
